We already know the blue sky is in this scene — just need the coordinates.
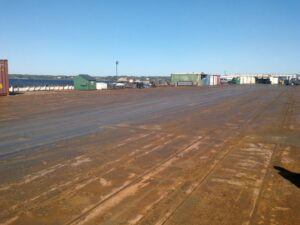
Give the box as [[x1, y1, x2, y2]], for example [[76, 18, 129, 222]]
[[0, 0, 299, 76]]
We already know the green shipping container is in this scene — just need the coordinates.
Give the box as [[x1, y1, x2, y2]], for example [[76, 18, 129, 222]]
[[74, 75, 97, 91], [231, 77, 240, 85], [171, 73, 204, 86]]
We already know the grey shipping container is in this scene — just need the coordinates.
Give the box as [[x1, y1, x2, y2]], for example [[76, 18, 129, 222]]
[[177, 81, 193, 86], [0, 60, 9, 96]]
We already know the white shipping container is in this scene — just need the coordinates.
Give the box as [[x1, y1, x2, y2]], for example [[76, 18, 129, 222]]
[[240, 77, 244, 84], [240, 76, 255, 84], [240, 77, 245, 84], [96, 82, 108, 90], [246, 77, 250, 84], [213, 76, 218, 85], [210, 76, 214, 85], [270, 77, 279, 84]]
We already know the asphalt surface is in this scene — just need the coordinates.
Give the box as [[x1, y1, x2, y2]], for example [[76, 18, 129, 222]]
[[0, 85, 299, 225], [0, 86, 255, 156]]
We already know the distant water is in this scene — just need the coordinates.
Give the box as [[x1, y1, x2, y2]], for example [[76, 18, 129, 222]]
[[9, 79, 74, 87]]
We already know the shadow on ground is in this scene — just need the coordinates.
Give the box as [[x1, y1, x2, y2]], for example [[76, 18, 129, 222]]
[[274, 166, 300, 188]]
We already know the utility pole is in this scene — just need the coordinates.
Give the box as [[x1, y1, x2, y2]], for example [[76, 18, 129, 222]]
[[116, 60, 119, 76]]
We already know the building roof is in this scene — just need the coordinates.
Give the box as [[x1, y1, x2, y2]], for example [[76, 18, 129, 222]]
[[117, 77, 128, 82], [171, 72, 206, 75], [78, 74, 96, 81]]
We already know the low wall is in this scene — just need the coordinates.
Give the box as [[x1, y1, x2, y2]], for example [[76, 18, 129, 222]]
[[10, 85, 74, 93]]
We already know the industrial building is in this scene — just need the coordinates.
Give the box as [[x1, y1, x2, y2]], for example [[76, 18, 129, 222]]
[[74, 75, 96, 91], [0, 60, 9, 96], [171, 73, 220, 86]]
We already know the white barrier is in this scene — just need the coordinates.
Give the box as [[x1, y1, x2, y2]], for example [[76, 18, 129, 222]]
[[10, 85, 74, 93]]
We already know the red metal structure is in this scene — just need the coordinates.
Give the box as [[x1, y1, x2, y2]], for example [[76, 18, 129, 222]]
[[0, 60, 9, 96]]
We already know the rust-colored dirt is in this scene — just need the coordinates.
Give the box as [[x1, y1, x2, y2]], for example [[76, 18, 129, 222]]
[[0, 86, 299, 225]]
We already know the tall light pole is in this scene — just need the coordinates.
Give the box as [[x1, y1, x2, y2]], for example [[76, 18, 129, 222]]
[[116, 60, 119, 76]]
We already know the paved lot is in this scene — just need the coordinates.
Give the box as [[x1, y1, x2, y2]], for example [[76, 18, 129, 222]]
[[0, 85, 299, 225]]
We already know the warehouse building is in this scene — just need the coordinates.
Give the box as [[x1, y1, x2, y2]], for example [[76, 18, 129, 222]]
[[74, 75, 96, 91], [171, 73, 220, 86]]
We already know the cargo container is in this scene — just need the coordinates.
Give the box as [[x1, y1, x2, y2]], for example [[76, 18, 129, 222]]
[[270, 77, 279, 85], [74, 75, 96, 91], [171, 73, 220, 86], [256, 77, 271, 84], [198, 79, 204, 86], [96, 82, 108, 90], [209, 75, 214, 85], [214, 76, 217, 85], [204, 76, 208, 85], [240, 77, 246, 84], [0, 60, 9, 96], [240, 76, 256, 84], [171, 73, 203, 86], [231, 77, 240, 84], [218, 76, 221, 84], [204, 76, 211, 85], [204, 75, 220, 86]]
